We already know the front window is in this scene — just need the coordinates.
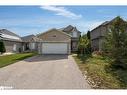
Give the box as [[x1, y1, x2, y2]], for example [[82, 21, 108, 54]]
[[31, 43, 35, 49], [13, 44, 17, 51], [73, 31, 77, 37]]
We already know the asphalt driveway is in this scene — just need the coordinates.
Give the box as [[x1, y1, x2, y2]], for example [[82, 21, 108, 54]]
[[0, 55, 90, 89]]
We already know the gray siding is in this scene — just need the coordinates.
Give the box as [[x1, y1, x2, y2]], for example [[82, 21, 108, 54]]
[[29, 42, 38, 51], [91, 25, 109, 40], [91, 28, 101, 40], [91, 39, 99, 51], [3, 40, 22, 53], [90, 25, 109, 51], [77, 32, 81, 38]]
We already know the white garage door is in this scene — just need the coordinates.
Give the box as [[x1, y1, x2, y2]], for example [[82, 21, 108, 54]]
[[42, 43, 68, 54]]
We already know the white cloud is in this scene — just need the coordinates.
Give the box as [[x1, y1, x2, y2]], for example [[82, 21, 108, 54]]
[[40, 6, 82, 19]]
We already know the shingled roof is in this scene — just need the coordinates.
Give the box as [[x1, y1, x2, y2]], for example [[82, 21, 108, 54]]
[[0, 29, 22, 42], [37, 28, 72, 38], [21, 34, 41, 42], [91, 16, 126, 32], [61, 25, 81, 33]]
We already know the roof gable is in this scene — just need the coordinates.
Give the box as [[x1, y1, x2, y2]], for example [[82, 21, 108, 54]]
[[21, 35, 41, 42], [37, 28, 71, 42], [38, 28, 71, 38]]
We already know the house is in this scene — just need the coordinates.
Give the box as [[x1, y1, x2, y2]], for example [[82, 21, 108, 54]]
[[37, 28, 71, 54], [60, 25, 81, 52], [37, 25, 81, 54], [0, 25, 80, 55], [90, 17, 125, 51], [21, 35, 41, 52], [0, 29, 22, 53]]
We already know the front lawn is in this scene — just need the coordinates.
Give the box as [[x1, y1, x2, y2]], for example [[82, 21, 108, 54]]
[[73, 53, 127, 89], [0, 52, 37, 68]]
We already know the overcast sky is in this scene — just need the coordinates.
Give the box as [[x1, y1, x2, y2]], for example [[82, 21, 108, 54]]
[[0, 6, 127, 36]]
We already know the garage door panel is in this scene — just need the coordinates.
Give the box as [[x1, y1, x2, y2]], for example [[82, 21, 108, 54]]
[[42, 43, 68, 54]]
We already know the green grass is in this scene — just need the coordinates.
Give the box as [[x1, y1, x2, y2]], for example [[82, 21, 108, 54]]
[[0, 52, 37, 68], [73, 53, 127, 89]]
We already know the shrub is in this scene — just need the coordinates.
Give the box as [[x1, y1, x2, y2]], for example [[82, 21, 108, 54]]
[[0, 40, 6, 54], [93, 51, 103, 55], [78, 31, 91, 55]]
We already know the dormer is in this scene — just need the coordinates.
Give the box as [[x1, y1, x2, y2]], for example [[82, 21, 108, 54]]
[[71, 27, 80, 38], [62, 25, 81, 38], [72, 28, 77, 37]]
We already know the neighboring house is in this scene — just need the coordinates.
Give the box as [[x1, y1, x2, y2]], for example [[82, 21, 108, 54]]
[[60, 25, 81, 52], [21, 35, 41, 52], [90, 17, 125, 51], [37, 28, 71, 54], [0, 29, 41, 54], [0, 29, 22, 53]]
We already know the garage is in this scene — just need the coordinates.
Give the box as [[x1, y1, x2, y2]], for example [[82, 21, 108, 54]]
[[42, 43, 68, 54], [37, 28, 71, 55]]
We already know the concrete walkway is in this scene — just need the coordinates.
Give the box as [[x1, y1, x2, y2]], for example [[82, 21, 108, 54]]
[[0, 52, 14, 56], [0, 55, 90, 89]]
